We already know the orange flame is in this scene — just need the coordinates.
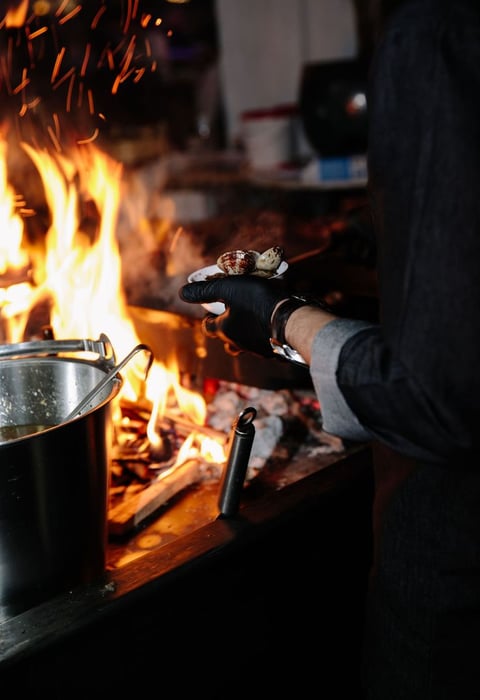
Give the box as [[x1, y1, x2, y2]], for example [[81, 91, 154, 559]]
[[4, 0, 29, 28], [0, 136, 226, 467], [0, 140, 29, 274]]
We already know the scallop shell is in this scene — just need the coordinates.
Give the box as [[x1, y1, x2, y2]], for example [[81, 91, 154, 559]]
[[217, 249, 257, 275], [255, 246, 284, 272]]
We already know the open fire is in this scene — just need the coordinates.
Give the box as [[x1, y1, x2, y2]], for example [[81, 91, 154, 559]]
[[0, 131, 344, 535], [0, 3, 346, 539], [0, 131, 233, 527], [0, 0, 288, 532], [0, 1, 219, 456]]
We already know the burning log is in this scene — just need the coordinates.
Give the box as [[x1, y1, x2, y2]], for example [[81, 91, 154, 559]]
[[119, 399, 228, 443], [162, 409, 228, 443], [0, 264, 32, 288], [108, 458, 222, 536], [109, 394, 229, 532]]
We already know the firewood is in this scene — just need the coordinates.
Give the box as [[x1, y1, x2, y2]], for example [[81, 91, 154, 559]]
[[108, 458, 220, 535]]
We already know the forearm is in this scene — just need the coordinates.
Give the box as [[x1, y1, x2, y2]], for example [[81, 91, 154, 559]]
[[270, 299, 375, 441], [272, 301, 338, 365]]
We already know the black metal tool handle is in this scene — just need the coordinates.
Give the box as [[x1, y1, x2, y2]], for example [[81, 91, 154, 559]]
[[218, 406, 257, 518]]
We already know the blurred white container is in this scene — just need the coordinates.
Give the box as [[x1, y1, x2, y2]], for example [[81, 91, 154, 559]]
[[241, 105, 297, 170]]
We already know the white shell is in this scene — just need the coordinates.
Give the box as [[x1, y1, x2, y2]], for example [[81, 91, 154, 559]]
[[255, 246, 284, 272]]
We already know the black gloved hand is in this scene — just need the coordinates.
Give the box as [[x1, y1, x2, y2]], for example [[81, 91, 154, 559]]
[[179, 275, 289, 358]]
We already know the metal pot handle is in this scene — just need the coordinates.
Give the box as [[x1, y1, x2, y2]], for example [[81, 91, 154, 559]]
[[62, 343, 154, 423], [0, 333, 115, 364]]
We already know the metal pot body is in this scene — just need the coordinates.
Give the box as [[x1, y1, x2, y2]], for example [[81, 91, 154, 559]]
[[0, 352, 120, 615]]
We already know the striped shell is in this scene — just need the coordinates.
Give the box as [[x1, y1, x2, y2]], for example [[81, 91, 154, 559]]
[[217, 249, 257, 275]]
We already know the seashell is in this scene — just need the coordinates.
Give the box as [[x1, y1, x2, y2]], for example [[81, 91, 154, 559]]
[[255, 245, 284, 272], [217, 249, 257, 275]]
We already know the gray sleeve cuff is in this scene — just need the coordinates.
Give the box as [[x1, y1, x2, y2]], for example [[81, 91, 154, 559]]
[[310, 318, 375, 442]]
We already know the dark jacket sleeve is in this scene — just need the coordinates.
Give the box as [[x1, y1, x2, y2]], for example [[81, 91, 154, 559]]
[[336, 0, 480, 465]]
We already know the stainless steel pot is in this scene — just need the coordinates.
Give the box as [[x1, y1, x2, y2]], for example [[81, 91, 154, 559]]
[[0, 335, 124, 615]]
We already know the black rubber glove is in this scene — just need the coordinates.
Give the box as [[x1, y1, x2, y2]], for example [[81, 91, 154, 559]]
[[179, 275, 289, 358]]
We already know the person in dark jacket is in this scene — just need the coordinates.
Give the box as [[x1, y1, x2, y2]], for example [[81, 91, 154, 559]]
[[180, 1, 480, 697]]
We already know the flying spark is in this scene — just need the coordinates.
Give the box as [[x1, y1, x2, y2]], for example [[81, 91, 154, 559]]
[[0, 1, 168, 150]]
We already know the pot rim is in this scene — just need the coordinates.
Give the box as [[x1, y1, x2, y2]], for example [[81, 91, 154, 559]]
[[0, 358, 122, 446]]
